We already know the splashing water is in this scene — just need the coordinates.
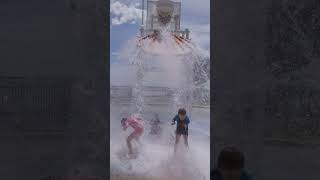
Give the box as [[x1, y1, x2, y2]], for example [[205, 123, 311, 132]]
[[120, 29, 210, 115], [111, 28, 210, 180]]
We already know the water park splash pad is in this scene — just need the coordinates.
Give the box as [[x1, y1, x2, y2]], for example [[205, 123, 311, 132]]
[[110, 0, 210, 180]]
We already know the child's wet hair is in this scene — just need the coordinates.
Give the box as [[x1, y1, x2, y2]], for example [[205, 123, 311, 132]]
[[178, 108, 186, 115], [121, 118, 127, 125]]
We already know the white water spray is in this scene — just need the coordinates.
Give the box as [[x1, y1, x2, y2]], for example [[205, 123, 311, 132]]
[[111, 26, 210, 180]]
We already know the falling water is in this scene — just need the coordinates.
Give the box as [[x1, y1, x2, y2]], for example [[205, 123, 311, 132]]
[[111, 27, 210, 180]]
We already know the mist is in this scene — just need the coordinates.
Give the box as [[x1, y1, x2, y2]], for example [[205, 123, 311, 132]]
[[110, 27, 210, 180]]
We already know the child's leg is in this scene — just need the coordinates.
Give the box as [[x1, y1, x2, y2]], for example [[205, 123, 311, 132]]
[[183, 134, 189, 148], [174, 133, 181, 153], [135, 135, 142, 146], [135, 129, 143, 146], [127, 133, 135, 154]]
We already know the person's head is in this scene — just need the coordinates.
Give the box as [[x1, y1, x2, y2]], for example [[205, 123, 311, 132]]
[[218, 146, 244, 180], [178, 108, 186, 120], [121, 118, 127, 127]]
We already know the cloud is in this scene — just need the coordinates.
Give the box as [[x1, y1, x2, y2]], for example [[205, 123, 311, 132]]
[[110, 0, 210, 26], [111, 51, 121, 57], [110, 0, 210, 52], [110, 1, 143, 25]]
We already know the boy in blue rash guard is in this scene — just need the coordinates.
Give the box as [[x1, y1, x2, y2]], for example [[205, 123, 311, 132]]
[[171, 108, 190, 152]]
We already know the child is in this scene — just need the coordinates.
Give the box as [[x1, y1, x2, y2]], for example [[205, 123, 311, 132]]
[[121, 115, 144, 156], [150, 113, 162, 136], [171, 108, 190, 153]]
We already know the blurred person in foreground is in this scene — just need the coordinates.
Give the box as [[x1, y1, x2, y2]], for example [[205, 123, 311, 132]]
[[211, 146, 252, 180]]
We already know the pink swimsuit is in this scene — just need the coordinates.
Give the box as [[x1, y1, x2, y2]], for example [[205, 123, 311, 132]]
[[123, 117, 144, 137]]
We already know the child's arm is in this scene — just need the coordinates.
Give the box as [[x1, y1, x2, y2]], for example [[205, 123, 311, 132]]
[[185, 116, 190, 125], [171, 115, 178, 125]]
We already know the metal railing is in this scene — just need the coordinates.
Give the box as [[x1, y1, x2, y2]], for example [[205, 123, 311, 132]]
[[140, 28, 190, 39], [111, 85, 209, 106]]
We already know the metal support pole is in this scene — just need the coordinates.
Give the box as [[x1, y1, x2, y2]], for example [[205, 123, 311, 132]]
[[140, 26, 144, 37], [141, 0, 144, 25], [185, 28, 190, 39]]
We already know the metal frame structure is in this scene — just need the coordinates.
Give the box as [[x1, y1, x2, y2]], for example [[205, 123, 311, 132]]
[[140, 0, 190, 39]]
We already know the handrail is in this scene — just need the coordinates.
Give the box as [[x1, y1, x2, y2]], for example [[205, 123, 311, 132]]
[[141, 28, 190, 39]]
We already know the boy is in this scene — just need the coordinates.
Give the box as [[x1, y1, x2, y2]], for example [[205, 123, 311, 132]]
[[171, 108, 190, 153], [211, 146, 252, 180], [121, 115, 144, 157]]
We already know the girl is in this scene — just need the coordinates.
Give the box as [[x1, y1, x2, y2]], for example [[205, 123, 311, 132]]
[[121, 115, 144, 156]]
